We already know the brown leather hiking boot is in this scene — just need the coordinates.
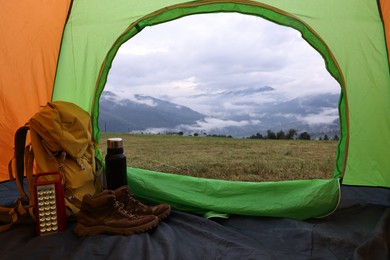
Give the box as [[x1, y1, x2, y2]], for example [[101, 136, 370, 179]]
[[74, 192, 159, 236], [113, 186, 171, 221]]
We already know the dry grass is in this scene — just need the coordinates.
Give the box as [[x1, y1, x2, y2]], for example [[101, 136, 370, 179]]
[[99, 133, 338, 182]]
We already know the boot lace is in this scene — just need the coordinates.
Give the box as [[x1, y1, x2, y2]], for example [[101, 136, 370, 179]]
[[114, 200, 137, 219], [126, 193, 144, 211]]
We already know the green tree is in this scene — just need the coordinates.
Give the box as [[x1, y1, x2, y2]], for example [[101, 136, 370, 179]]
[[249, 133, 263, 139], [256, 133, 263, 139], [266, 130, 276, 139], [286, 128, 297, 140], [276, 130, 286, 140], [298, 132, 311, 140]]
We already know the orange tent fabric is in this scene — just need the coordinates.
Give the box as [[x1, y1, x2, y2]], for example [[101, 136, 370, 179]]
[[0, 1, 71, 181], [380, 0, 390, 63]]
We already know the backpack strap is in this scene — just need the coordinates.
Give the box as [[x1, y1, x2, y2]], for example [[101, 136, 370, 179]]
[[25, 143, 35, 208], [0, 198, 33, 232], [15, 125, 36, 218], [1, 126, 36, 233], [0, 206, 17, 232], [10, 125, 30, 202]]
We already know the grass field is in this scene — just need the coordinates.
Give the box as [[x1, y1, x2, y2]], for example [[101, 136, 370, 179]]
[[99, 133, 338, 182]]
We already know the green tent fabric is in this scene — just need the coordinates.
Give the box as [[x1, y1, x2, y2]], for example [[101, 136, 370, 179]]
[[127, 168, 340, 220], [48, 1, 390, 219]]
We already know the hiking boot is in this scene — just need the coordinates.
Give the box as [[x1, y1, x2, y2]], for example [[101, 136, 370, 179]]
[[74, 193, 159, 236], [113, 185, 171, 221]]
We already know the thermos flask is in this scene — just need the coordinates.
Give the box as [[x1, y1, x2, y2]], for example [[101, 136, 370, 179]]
[[105, 138, 128, 190]]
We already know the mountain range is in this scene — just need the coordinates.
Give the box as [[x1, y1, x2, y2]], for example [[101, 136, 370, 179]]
[[99, 88, 340, 138]]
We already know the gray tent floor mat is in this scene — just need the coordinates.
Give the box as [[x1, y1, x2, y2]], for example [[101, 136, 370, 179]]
[[1, 180, 389, 259]]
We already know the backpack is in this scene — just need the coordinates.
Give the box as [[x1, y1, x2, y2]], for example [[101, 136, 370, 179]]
[[0, 101, 102, 232]]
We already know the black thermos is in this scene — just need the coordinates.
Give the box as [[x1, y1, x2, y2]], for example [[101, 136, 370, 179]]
[[105, 138, 128, 190]]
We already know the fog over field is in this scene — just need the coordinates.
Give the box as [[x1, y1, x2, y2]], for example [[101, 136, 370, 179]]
[[101, 13, 340, 137]]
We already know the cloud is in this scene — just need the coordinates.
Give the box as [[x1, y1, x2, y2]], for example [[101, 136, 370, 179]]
[[296, 108, 339, 125], [143, 117, 262, 135], [103, 91, 159, 107], [193, 117, 261, 130], [105, 12, 340, 120]]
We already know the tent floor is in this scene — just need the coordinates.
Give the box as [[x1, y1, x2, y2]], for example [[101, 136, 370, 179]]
[[1, 181, 389, 259]]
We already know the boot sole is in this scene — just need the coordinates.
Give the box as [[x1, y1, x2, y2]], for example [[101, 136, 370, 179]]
[[74, 219, 159, 237], [157, 206, 172, 222]]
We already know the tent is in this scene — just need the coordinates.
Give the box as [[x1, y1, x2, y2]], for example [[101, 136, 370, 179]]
[[0, 1, 389, 254], [1, 1, 389, 258]]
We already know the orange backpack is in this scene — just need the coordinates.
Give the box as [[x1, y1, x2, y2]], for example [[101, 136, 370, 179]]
[[1, 101, 102, 232]]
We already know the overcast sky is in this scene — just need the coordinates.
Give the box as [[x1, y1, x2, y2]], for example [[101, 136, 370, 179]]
[[105, 12, 340, 121]]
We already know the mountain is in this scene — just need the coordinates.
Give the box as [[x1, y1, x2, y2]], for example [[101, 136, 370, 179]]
[[99, 91, 205, 132], [99, 88, 340, 138]]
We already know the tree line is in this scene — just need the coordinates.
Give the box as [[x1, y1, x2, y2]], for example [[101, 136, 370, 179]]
[[247, 129, 339, 141], [137, 129, 339, 141]]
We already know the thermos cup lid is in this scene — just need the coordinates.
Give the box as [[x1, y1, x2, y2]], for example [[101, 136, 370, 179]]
[[107, 138, 123, 149]]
